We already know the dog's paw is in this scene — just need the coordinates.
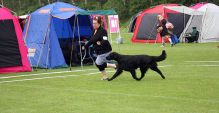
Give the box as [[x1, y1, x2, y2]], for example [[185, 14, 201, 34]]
[[135, 79, 141, 81]]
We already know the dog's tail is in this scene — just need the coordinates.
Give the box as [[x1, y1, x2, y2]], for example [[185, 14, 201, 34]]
[[154, 50, 166, 62]]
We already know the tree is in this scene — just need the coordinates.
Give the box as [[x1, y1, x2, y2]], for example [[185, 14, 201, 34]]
[[38, 0, 41, 5], [2, 0, 219, 21], [103, 0, 129, 19], [129, 0, 151, 16]]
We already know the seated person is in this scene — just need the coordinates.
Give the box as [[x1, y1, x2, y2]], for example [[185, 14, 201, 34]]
[[186, 27, 199, 43]]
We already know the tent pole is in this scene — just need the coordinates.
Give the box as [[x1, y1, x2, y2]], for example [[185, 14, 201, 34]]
[[181, 15, 191, 43], [45, 34, 51, 71], [108, 15, 113, 44], [23, 15, 32, 43], [115, 15, 121, 52], [183, 8, 186, 44], [151, 19, 158, 44], [109, 27, 112, 44], [45, 16, 55, 71], [76, 15, 83, 69], [36, 4, 56, 70], [24, 16, 34, 71], [116, 30, 120, 53], [36, 15, 52, 70], [27, 54, 34, 71], [69, 15, 77, 71], [88, 46, 95, 66]]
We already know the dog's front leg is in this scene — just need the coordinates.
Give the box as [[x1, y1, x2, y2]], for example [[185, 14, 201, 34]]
[[108, 69, 123, 81]]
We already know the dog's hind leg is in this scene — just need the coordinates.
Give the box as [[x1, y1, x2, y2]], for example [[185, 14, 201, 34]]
[[136, 67, 149, 80], [150, 66, 165, 79], [108, 69, 123, 81], [130, 70, 141, 81]]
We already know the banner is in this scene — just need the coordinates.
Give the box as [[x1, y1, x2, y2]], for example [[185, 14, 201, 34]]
[[108, 15, 120, 33]]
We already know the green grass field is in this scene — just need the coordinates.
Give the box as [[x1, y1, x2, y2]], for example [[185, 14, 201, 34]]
[[0, 33, 219, 113]]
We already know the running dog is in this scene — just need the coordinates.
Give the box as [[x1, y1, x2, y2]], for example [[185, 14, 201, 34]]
[[106, 50, 167, 81]]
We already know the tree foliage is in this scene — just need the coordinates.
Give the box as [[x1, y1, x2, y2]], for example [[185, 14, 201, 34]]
[[1, 0, 219, 20]]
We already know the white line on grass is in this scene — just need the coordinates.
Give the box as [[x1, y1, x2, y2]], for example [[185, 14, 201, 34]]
[[188, 65, 219, 67], [0, 65, 172, 83], [0, 71, 115, 84], [158, 65, 172, 67], [3, 83, 219, 104], [67, 89, 219, 104], [185, 61, 219, 63], [0, 65, 172, 80], [0, 68, 97, 79]]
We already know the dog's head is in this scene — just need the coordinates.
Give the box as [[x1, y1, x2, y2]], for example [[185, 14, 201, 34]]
[[106, 52, 120, 61]]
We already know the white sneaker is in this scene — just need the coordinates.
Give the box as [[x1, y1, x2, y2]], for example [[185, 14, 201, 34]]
[[160, 45, 165, 47], [171, 44, 174, 47], [101, 77, 109, 80]]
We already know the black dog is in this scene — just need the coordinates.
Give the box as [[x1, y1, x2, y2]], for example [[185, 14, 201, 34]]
[[106, 50, 166, 81]]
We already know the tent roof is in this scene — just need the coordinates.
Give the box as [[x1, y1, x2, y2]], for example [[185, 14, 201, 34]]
[[75, 10, 117, 15], [190, 2, 208, 9], [197, 3, 219, 12], [0, 6, 18, 19], [0, 7, 15, 19], [142, 4, 179, 13], [164, 6, 203, 15], [32, 2, 116, 19], [33, 2, 85, 19]]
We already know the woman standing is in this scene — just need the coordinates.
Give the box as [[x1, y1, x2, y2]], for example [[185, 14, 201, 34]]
[[157, 15, 173, 47], [83, 16, 116, 80]]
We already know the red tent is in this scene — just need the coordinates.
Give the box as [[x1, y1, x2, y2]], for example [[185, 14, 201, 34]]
[[0, 6, 31, 74], [131, 4, 190, 43]]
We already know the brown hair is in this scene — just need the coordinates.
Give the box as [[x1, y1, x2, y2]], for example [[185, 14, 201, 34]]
[[93, 16, 103, 25]]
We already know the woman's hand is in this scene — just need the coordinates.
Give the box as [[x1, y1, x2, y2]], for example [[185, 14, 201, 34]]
[[157, 27, 163, 33], [97, 41, 101, 45]]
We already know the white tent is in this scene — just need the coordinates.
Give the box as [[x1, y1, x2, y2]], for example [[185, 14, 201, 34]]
[[198, 3, 219, 43], [165, 4, 219, 43], [164, 6, 203, 42], [179, 3, 219, 43]]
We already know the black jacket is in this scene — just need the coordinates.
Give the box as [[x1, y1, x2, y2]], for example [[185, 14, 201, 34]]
[[85, 27, 112, 55], [157, 19, 168, 37]]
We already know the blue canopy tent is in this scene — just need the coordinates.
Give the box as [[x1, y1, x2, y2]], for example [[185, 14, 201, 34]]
[[23, 2, 93, 68]]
